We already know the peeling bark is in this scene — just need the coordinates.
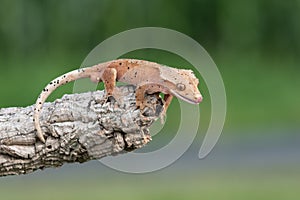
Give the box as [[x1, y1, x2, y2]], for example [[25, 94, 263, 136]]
[[0, 85, 163, 176]]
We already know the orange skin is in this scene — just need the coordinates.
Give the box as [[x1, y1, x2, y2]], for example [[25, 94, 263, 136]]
[[34, 59, 203, 143]]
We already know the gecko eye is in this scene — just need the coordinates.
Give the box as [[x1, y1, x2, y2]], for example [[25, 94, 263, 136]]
[[176, 83, 186, 91]]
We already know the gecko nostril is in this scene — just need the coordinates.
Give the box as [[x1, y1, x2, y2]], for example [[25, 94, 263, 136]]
[[195, 95, 203, 103]]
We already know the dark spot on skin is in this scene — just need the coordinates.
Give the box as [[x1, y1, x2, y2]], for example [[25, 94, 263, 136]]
[[119, 62, 122, 65], [63, 75, 66, 78], [47, 145, 52, 149], [127, 67, 130, 69], [50, 82, 53, 85], [39, 102, 42, 104], [33, 119, 35, 121]]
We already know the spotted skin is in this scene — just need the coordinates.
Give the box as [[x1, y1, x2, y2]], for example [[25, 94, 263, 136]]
[[34, 59, 203, 143]]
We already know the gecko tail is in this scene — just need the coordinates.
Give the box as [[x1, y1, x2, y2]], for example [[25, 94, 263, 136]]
[[33, 67, 96, 143], [34, 98, 46, 143], [33, 62, 110, 143], [36, 124, 46, 143]]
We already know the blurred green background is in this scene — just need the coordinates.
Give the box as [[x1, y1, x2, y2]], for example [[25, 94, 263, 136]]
[[0, 0, 299, 199]]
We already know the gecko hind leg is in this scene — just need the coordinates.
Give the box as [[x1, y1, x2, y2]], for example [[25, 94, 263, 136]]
[[101, 68, 124, 105]]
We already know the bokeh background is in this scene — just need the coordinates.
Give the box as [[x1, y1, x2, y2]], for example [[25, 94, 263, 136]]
[[0, 0, 299, 199]]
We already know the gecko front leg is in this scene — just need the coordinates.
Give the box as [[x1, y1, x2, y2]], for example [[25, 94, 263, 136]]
[[163, 94, 173, 112], [135, 83, 173, 119]]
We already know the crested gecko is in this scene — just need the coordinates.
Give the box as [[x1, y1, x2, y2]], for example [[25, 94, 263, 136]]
[[34, 59, 203, 143]]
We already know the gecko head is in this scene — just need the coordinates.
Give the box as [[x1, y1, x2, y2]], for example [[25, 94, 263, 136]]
[[160, 66, 203, 104]]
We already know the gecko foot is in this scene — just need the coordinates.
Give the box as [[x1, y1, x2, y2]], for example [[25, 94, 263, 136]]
[[137, 100, 159, 120], [102, 87, 124, 106]]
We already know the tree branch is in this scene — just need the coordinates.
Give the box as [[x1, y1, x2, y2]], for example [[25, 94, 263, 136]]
[[0, 85, 163, 177]]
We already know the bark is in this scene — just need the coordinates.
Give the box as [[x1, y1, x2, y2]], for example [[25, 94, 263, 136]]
[[0, 85, 163, 177]]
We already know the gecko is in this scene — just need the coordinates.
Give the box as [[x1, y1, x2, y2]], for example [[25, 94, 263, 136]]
[[34, 59, 203, 143]]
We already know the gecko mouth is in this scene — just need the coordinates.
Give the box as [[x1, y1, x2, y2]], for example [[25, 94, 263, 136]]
[[170, 90, 202, 104]]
